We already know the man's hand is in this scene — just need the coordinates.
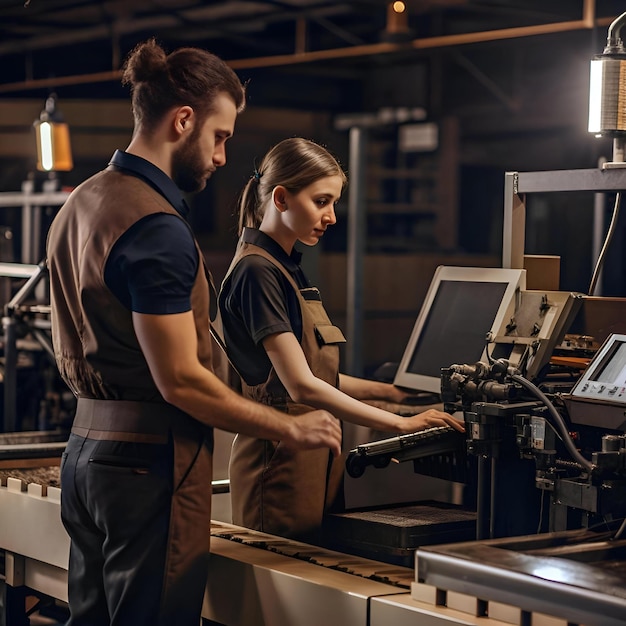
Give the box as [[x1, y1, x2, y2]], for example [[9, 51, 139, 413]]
[[285, 410, 342, 457], [399, 409, 465, 434]]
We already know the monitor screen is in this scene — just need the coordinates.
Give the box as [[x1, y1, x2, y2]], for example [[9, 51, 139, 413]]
[[394, 266, 526, 394], [588, 339, 626, 384]]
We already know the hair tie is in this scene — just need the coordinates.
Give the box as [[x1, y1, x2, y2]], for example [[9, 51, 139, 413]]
[[253, 169, 262, 182]]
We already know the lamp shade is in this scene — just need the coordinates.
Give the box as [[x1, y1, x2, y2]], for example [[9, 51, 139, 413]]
[[34, 94, 73, 172], [588, 55, 626, 135]]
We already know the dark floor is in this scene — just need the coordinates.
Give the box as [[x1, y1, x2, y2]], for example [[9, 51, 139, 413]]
[[25, 597, 69, 625], [19, 594, 226, 625], [30, 614, 65, 626]]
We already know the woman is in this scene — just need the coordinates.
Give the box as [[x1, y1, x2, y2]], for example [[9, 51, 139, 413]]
[[218, 137, 463, 542]]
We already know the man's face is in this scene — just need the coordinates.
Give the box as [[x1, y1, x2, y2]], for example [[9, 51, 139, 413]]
[[171, 92, 237, 193]]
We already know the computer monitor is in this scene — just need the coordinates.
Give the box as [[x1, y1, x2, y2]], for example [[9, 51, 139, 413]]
[[394, 266, 526, 394]]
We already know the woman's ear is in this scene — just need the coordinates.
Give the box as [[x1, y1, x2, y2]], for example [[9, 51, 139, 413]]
[[272, 186, 288, 212]]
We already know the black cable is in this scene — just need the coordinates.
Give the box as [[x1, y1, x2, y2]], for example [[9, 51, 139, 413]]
[[511, 374, 593, 472], [536, 488, 546, 534], [613, 517, 626, 540]]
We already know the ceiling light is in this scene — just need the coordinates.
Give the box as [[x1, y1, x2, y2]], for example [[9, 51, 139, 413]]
[[382, 1, 412, 43], [588, 11, 626, 168], [33, 93, 73, 172]]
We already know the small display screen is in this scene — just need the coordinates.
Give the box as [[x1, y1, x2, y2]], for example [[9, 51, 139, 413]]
[[406, 280, 508, 378], [589, 340, 626, 383]]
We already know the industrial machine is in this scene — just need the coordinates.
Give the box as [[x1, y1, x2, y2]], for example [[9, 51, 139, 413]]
[[441, 336, 626, 533], [411, 333, 626, 626], [342, 321, 626, 626], [332, 270, 588, 554], [345, 278, 626, 534]]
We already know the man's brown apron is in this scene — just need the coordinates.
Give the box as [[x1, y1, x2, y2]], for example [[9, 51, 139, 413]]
[[70, 396, 213, 623], [47, 164, 217, 623], [226, 240, 346, 541]]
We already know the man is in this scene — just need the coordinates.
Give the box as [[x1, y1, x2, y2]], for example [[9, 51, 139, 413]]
[[46, 38, 341, 626]]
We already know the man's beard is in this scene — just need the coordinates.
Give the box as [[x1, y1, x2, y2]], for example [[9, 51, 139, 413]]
[[171, 133, 212, 193]]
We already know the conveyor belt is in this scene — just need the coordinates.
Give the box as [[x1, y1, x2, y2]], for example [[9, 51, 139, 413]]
[[0, 430, 67, 446], [0, 430, 67, 465], [0, 455, 415, 589], [0, 434, 64, 487], [210, 522, 415, 588], [0, 464, 60, 489], [0, 477, 611, 626], [0, 441, 66, 461]]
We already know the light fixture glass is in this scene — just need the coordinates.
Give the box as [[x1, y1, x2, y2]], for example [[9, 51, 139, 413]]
[[588, 11, 626, 167], [382, 0, 411, 42], [33, 93, 73, 172], [587, 56, 626, 135], [587, 58, 605, 134]]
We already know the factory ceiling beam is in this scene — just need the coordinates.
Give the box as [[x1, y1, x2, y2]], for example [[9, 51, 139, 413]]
[[0, 0, 613, 95], [0, 1, 348, 55]]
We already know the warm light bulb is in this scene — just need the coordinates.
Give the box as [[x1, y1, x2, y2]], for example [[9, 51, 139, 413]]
[[35, 120, 73, 172], [38, 122, 54, 171], [33, 93, 74, 172], [393, 1, 406, 13], [588, 56, 626, 135], [588, 59, 603, 133]]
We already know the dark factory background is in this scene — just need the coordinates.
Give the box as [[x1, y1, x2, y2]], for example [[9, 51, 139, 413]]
[[5, 7, 626, 625], [0, 0, 624, 384]]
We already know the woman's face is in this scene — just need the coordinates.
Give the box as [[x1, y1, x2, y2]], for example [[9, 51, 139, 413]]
[[279, 175, 343, 247]]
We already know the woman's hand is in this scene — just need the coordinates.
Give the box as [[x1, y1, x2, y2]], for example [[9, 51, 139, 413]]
[[385, 384, 426, 404], [396, 409, 465, 434]]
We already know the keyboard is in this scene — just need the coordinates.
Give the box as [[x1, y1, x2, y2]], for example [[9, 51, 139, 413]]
[[345, 426, 465, 478]]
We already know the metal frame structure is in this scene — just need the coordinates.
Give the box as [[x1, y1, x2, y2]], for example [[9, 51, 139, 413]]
[[1, 261, 50, 431], [0, 184, 68, 432], [502, 167, 626, 270], [0, 181, 69, 265]]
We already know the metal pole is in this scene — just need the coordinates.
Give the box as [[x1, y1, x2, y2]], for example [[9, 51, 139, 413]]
[[592, 191, 605, 295], [476, 455, 488, 540], [345, 126, 367, 377], [2, 315, 18, 431], [502, 171, 526, 269], [20, 178, 34, 264], [490, 457, 497, 539], [592, 157, 607, 296]]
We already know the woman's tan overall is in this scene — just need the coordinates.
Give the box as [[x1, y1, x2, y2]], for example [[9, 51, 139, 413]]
[[227, 240, 346, 542]]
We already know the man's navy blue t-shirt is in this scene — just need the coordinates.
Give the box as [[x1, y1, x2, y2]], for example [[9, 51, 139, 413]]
[[103, 150, 198, 314]]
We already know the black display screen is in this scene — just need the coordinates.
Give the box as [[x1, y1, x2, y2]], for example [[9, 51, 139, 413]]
[[406, 280, 508, 378]]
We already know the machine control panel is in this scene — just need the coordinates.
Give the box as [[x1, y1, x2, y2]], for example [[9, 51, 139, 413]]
[[571, 333, 626, 404]]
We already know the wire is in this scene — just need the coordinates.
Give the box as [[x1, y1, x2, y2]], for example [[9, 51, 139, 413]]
[[589, 192, 621, 296], [536, 489, 546, 534], [511, 374, 593, 472], [613, 517, 626, 540], [484, 336, 495, 365]]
